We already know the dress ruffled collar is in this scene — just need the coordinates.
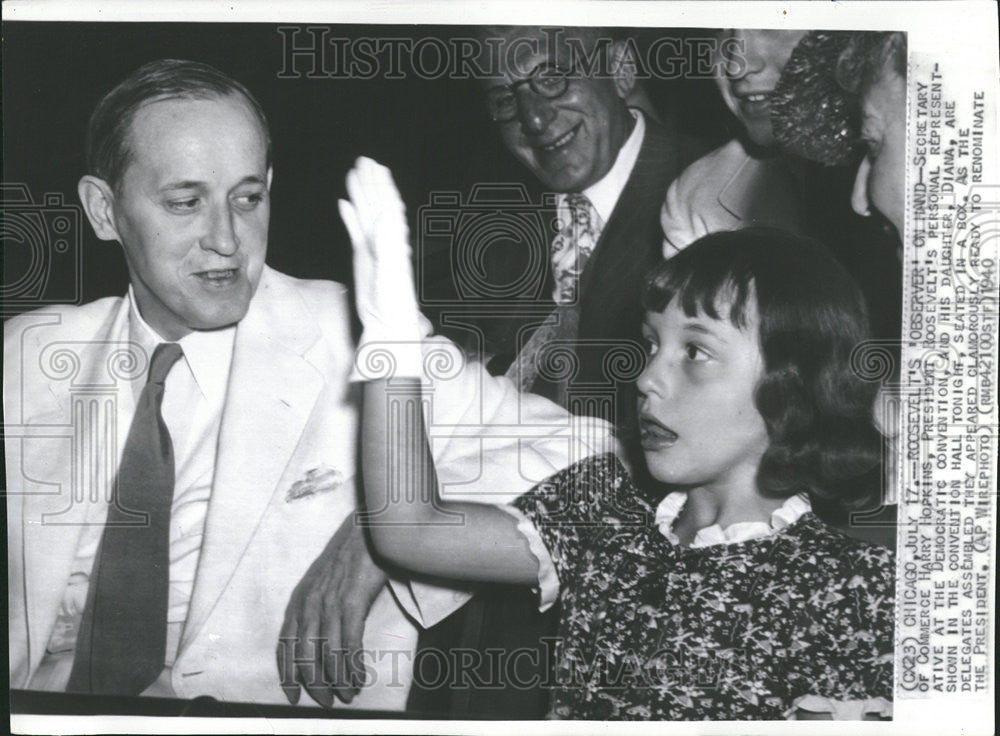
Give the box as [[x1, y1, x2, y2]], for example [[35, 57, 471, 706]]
[[654, 491, 811, 548]]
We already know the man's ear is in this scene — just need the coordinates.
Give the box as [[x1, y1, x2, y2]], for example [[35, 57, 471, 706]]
[[77, 175, 122, 242], [266, 166, 274, 191], [610, 38, 638, 99]]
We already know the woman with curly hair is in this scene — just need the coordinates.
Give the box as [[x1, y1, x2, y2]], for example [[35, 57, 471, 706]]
[[343, 159, 893, 720]]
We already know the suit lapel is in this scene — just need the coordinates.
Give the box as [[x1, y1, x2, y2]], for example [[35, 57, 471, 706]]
[[21, 299, 138, 678], [579, 116, 682, 301], [182, 269, 325, 650], [529, 118, 685, 403], [718, 153, 805, 230]]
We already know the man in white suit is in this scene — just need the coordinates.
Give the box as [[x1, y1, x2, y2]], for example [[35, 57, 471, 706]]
[[3, 59, 415, 709], [6, 59, 611, 711]]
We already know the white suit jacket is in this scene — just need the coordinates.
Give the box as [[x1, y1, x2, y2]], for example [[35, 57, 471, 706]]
[[4, 267, 416, 709], [5, 265, 614, 708]]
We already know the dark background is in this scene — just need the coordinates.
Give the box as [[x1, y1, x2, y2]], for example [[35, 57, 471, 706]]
[[2, 22, 735, 322]]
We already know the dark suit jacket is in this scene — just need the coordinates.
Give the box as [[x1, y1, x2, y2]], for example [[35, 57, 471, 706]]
[[533, 115, 705, 482], [407, 114, 707, 718], [578, 115, 696, 356]]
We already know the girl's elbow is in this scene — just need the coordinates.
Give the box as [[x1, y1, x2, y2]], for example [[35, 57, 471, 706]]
[[370, 525, 417, 570]]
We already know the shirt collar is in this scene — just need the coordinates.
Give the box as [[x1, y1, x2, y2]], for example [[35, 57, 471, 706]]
[[653, 490, 812, 549], [127, 286, 236, 403], [577, 108, 645, 225]]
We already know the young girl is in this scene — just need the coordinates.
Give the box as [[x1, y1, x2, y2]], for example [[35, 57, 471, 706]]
[[342, 159, 894, 721]]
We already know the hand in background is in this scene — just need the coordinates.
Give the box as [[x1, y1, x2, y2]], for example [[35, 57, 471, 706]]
[[277, 513, 388, 707]]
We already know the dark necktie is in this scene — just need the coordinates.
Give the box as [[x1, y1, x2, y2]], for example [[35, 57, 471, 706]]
[[67, 342, 184, 695]]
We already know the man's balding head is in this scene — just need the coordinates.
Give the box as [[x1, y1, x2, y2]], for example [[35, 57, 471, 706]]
[[85, 59, 271, 194]]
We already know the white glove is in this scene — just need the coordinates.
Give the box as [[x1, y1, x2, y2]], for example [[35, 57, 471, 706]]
[[338, 157, 425, 380]]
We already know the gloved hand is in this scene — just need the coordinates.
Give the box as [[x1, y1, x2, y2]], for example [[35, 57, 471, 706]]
[[339, 157, 425, 380]]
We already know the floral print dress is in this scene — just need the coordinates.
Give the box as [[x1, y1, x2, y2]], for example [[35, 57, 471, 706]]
[[508, 453, 894, 720]]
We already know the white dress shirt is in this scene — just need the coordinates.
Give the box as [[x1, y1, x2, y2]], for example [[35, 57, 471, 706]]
[[554, 108, 646, 237], [31, 288, 235, 694]]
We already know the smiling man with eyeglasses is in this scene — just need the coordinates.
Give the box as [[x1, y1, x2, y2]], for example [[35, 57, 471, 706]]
[[485, 26, 637, 194], [474, 26, 704, 457]]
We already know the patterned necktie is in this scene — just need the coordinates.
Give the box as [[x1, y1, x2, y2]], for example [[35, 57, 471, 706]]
[[505, 194, 602, 397], [67, 342, 184, 695], [550, 193, 602, 305]]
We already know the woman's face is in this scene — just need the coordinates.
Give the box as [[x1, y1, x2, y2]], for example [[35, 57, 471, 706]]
[[636, 295, 770, 493], [852, 62, 907, 239], [717, 29, 808, 147]]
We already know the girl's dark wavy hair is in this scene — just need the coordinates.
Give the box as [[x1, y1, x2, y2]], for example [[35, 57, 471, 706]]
[[642, 227, 883, 519]]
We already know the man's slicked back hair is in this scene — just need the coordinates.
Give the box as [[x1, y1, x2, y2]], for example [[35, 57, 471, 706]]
[[85, 59, 271, 191]]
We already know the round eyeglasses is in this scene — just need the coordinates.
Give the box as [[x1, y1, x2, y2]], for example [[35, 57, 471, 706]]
[[486, 66, 573, 123]]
